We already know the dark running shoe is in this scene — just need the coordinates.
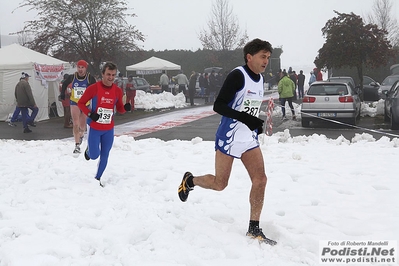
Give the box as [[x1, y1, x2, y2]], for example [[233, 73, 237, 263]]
[[94, 176, 103, 187], [178, 172, 194, 202], [84, 147, 90, 160], [23, 127, 32, 133], [246, 227, 277, 246]]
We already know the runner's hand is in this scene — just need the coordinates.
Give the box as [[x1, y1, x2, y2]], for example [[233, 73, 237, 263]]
[[89, 112, 100, 121], [237, 112, 264, 131], [124, 103, 131, 111]]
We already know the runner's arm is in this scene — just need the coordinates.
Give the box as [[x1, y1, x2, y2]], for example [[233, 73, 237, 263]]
[[213, 69, 263, 131], [213, 69, 244, 119]]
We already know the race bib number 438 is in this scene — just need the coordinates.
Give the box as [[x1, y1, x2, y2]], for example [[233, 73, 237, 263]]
[[97, 107, 113, 124], [240, 98, 262, 117]]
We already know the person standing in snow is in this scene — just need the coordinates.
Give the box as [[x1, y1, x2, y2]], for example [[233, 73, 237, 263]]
[[59, 74, 72, 128], [77, 62, 131, 186], [125, 75, 136, 111], [60, 60, 97, 155], [297, 70, 306, 99], [188, 71, 197, 106], [278, 70, 296, 120], [14, 73, 38, 133], [173, 70, 189, 95], [178, 38, 277, 245], [159, 70, 170, 93], [308, 70, 316, 86]]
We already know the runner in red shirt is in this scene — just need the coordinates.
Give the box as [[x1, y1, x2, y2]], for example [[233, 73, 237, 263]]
[[78, 62, 131, 186]]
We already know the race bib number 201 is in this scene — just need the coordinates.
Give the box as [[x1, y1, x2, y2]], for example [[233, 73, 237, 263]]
[[97, 107, 113, 124], [240, 99, 262, 117]]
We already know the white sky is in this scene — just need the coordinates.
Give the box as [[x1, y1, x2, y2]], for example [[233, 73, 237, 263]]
[[1, 0, 398, 67], [1, 92, 398, 265]]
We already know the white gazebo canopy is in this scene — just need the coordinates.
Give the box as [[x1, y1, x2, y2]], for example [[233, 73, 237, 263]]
[[126, 56, 181, 75]]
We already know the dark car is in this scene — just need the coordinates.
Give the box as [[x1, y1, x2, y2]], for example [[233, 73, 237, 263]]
[[383, 80, 399, 130], [301, 81, 361, 127], [362, 76, 381, 102]]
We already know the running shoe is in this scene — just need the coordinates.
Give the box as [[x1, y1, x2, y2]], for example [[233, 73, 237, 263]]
[[8, 122, 17, 127], [94, 176, 103, 187], [73, 144, 81, 154], [246, 227, 277, 246], [23, 127, 32, 133], [84, 147, 90, 160], [178, 172, 194, 202]]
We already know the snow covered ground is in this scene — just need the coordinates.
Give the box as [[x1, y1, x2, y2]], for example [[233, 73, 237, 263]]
[[0, 92, 398, 266]]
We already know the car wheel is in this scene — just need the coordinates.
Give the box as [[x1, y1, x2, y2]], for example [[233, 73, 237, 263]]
[[390, 110, 399, 130], [301, 118, 310, 127]]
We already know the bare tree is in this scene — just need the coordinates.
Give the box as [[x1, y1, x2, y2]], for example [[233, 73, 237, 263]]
[[198, 0, 248, 51], [14, 0, 145, 74], [365, 0, 399, 47], [16, 30, 32, 46]]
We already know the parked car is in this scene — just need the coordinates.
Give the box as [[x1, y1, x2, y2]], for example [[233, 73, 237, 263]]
[[132, 77, 151, 93], [362, 76, 381, 102], [379, 74, 399, 99], [383, 80, 399, 130], [327, 76, 356, 88], [301, 81, 361, 127], [328, 76, 382, 102]]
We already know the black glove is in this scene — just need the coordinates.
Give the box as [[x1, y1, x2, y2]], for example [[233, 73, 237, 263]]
[[124, 103, 131, 112], [237, 111, 264, 131], [89, 112, 100, 121], [59, 93, 65, 100], [257, 125, 263, 135]]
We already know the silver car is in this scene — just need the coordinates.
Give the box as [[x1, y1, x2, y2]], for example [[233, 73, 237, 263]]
[[301, 81, 361, 127]]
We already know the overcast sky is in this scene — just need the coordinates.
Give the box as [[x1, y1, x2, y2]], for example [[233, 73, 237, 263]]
[[1, 0, 397, 68]]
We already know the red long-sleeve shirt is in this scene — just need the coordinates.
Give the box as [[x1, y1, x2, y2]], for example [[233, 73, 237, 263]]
[[78, 81, 125, 131]]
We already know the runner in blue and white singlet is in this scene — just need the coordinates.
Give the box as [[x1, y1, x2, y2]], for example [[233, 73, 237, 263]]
[[178, 39, 277, 245], [215, 66, 264, 158]]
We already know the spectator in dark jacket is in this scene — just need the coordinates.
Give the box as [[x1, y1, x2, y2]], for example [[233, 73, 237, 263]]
[[15, 72, 38, 133], [297, 70, 305, 99], [209, 70, 217, 103], [188, 71, 198, 106]]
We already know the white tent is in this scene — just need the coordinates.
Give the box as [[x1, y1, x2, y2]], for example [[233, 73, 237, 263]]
[[0, 44, 73, 122], [126, 56, 181, 75]]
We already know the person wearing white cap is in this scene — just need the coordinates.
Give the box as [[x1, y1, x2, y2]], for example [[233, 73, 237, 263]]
[[14, 72, 38, 133]]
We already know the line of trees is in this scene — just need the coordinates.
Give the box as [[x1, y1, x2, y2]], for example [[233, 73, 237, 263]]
[[13, 0, 399, 85]]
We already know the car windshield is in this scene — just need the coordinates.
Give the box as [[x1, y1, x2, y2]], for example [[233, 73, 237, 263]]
[[381, 76, 399, 86], [308, 84, 348, 95]]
